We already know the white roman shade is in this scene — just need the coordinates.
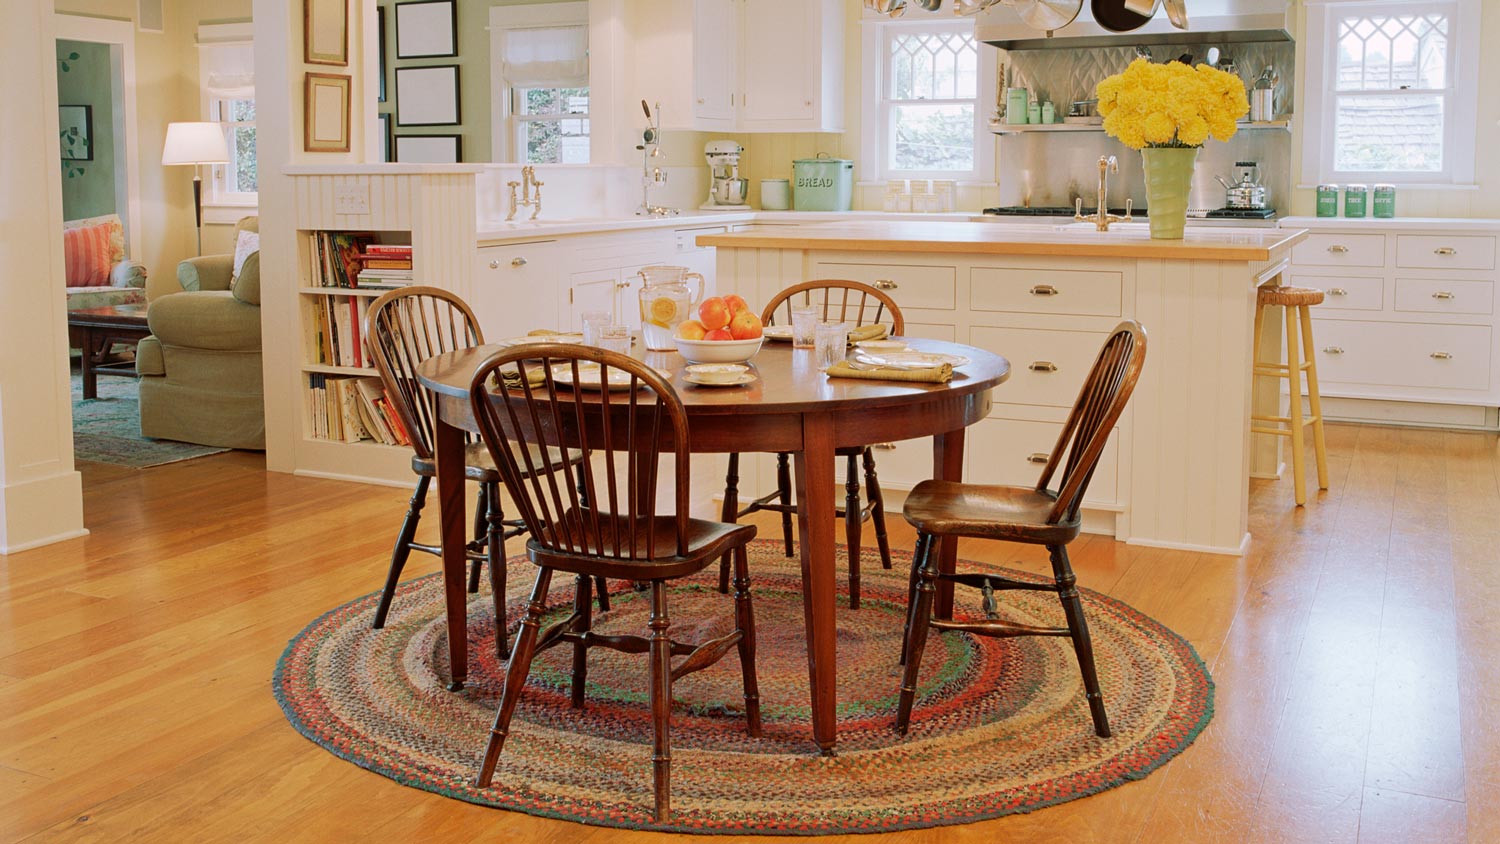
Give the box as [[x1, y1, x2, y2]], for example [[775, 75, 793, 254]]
[[501, 25, 588, 88], [198, 27, 254, 99]]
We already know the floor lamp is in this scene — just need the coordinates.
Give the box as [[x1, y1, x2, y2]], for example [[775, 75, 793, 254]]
[[162, 122, 229, 256]]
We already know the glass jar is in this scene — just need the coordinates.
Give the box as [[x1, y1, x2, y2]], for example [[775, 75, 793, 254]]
[[1343, 184, 1368, 218], [1316, 184, 1339, 218], [1373, 184, 1396, 218]]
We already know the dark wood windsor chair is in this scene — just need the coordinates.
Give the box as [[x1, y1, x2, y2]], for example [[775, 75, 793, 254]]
[[468, 345, 763, 824], [363, 287, 605, 662], [895, 320, 1147, 739], [718, 279, 904, 609]]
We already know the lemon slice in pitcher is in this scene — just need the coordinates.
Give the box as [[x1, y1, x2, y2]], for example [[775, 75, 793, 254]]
[[647, 297, 678, 327]]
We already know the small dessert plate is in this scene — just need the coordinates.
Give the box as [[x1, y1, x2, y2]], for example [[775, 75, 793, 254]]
[[684, 363, 750, 384], [854, 350, 970, 369], [684, 372, 758, 388], [552, 364, 670, 390]]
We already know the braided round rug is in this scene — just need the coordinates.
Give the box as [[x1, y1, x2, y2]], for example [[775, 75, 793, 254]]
[[274, 539, 1212, 835]]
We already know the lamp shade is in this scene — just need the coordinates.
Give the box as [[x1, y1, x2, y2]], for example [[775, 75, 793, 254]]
[[162, 122, 229, 166]]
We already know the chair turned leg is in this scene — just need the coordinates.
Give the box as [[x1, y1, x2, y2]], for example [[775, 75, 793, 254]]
[[862, 448, 893, 571], [468, 485, 485, 594], [570, 574, 593, 708], [484, 481, 509, 659], [647, 581, 674, 823], [373, 475, 430, 629], [899, 533, 932, 666], [594, 576, 611, 613], [844, 453, 862, 610], [1299, 304, 1331, 492], [1050, 545, 1110, 738], [718, 453, 740, 594], [574, 463, 611, 612], [732, 544, 763, 737], [896, 534, 939, 735], [475, 567, 555, 789], [776, 453, 795, 557], [1284, 303, 1309, 506]]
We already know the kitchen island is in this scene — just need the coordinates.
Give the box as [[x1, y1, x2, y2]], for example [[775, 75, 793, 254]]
[[699, 220, 1308, 556]]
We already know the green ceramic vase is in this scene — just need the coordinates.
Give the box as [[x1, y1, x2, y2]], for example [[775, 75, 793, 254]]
[[1141, 147, 1200, 240]]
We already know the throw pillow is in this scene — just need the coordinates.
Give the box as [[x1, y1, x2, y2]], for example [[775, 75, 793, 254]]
[[232, 229, 260, 281], [62, 223, 113, 287], [64, 213, 126, 264]]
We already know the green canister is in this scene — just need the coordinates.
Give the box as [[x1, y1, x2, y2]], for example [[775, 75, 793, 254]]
[[1373, 184, 1396, 218], [1343, 183, 1368, 218], [1316, 184, 1339, 217]]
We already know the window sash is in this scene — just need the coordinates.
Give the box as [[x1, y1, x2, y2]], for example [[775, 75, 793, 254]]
[[211, 97, 257, 201], [876, 23, 984, 180]]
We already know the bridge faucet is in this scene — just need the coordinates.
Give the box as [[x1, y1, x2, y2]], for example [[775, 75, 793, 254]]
[[1074, 155, 1133, 232], [506, 165, 544, 221]]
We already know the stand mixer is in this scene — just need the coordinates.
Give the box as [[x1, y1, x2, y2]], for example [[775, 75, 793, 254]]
[[700, 140, 750, 211]]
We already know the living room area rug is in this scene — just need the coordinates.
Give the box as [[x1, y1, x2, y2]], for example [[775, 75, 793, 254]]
[[274, 540, 1214, 835], [71, 366, 228, 468]]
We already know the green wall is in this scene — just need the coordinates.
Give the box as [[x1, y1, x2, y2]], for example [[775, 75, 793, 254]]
[[56, 39, 117, 220]]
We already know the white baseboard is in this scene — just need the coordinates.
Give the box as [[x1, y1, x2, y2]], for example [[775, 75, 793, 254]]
[[1124, 531, 1250, 557], [1, 470, 86, 554]]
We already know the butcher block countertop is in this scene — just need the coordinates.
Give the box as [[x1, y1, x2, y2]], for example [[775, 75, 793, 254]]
[[697, 220, 1308, 262]]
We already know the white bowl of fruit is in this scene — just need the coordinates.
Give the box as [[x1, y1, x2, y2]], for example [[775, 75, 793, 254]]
[[673, 295, 764, 363]]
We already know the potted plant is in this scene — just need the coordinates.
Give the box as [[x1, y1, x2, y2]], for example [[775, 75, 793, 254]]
[[1095, 59, 1249, 239]]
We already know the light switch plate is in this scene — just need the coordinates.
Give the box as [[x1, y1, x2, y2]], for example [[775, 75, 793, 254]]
[[334, 184, 370, 215]]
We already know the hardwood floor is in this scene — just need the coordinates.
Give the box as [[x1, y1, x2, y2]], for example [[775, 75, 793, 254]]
[[1, 423, 1495, 842]]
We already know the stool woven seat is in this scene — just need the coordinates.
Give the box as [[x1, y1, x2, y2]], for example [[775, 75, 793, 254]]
[[1258, 286, 1325, 307]]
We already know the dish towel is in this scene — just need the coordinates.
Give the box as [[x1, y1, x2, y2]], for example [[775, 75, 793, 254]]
[[847, 324, 890, 344], [825, 361, 952, 383]]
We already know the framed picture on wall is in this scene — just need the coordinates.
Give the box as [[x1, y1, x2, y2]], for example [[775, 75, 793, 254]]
[[394, 135, 462, 164], [394, 65, 460, 127], [379, 113, 393, 162], [58, 105, 93, 161], [304, 0, 348, 66], [395, 0, 457, 59], [377, 7, 388, 102], [304, 72, 351, 152]]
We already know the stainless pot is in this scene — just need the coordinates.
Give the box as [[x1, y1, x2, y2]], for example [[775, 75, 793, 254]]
[[1215, 165, 1267, 209]]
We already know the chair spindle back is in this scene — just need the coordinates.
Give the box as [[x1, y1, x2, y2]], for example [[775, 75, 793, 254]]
[[365, 287, 484, 461], [761, 280, 906, 335]]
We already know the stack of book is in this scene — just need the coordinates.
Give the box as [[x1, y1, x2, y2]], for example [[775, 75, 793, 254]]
[[306, 374, 412, 446], [310, 231, 374, 288], [310, 295, 372, 368], [357, 245, 414, 289]]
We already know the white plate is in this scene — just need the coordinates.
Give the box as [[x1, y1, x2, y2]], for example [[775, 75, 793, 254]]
[[496, 333, 585, 348], [762, 325, 793, 341], [854, 350, 970, 369], [551, 364, 670, 390], [684, 373, 758, 388], [855, 340, 911, 353]]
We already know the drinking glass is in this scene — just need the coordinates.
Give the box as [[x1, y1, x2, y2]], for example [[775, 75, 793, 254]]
[[791, 306, 819, 348], [597, 324, 631, 356], [814, 322, 850, 370], [581, 310, 612, 346]]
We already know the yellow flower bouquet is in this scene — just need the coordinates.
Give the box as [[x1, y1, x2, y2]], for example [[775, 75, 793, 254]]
[[1094, 59, 1250, 239]]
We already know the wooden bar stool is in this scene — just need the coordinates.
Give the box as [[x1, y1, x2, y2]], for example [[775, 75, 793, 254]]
[[1251, 285, 1330, 506]]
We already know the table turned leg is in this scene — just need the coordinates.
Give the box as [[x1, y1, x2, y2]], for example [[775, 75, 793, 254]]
[[81, 329, 102, 400], [932, 428, 966, 620], [793, 413, 839, 757], [433, 405, 470, 691]]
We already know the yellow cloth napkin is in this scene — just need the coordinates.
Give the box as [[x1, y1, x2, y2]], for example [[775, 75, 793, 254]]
[[496, 363, 549, 390], [847, 324, 890, 344], [825, 360, 952, 383]]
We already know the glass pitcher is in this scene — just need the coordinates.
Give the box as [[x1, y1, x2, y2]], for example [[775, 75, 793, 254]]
[[637, 265, 703, 350]]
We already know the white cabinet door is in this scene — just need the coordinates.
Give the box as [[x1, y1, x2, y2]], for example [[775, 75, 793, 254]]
[[739, 0, 816, 127], [474, 243, 557, 339], [568, 269, 624, 332], [692, 0, 738, 126]]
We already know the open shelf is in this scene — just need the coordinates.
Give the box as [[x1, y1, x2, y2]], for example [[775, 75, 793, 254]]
[[299, 286, 405, 297], [989, 119, 1293, 136]]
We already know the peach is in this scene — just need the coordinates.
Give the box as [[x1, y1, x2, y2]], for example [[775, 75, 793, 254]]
[[676, 319, 707, 341], [722, 294, 751, 315], [697, 296, 732, 331], [704, 328, 734, 341], [729, 309, 763, 340]]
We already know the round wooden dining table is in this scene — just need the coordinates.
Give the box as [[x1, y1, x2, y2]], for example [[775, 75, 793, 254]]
[[415, 336, 1010, 756]]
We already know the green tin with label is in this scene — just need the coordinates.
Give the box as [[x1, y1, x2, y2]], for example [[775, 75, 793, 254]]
[[1343, 183, 1368, 218], [1316, 184, 1339, 218], [1373, 184, 1396, 218]]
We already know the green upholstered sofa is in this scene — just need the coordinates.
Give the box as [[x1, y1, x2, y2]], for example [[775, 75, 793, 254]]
[[136, 218, 265, 450]]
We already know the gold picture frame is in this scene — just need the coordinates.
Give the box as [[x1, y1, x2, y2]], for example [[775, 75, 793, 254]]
[[304, 72, 351, 152], [304, 0, 348, 66]]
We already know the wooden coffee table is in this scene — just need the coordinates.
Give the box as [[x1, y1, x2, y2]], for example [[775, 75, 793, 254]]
[[68, 304, 151, 399]]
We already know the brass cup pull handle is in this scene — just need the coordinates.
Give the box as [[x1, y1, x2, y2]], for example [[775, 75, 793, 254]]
[[1030, 284, 1060, 296], [512, 257, 528, 268], [1327, 245, 1350, 254], [1026, 453, 1050, 464], [1431, 351, 1453, 360], [873, 279, 899, 290], [1029, 361, 1058, 372], [1434, 247, 1458, 256], [1327, 287, 1348, 296], [1431, 291, 1455, 299], [872, 442, 897, 451], [1323, 346, 1345, 354]]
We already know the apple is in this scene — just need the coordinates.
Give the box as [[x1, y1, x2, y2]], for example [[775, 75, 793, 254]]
[[704, 328, 734, 341], [698, 297, 732, 331], [729, 309, 763, 340], [676, 319, 707, 341], [723, 294, 751, 315]]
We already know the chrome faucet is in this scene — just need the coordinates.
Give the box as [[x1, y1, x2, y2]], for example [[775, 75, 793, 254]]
[[1074, 155, 1133, 232], [506, 166, 543, 221]]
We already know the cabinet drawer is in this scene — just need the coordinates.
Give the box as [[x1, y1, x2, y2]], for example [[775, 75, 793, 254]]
[[969, 267, 1123, 317], [969, 326, 1110, 408], [1313, 319, 1491, 391], [1394, 278, 1494, 315], [966, 418, 1119, 505], [1396, 235, 1497, 271], [812, 262, 957, 311], [1292, 233, 1386, 268], [1294, 275, 1384, 311]]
